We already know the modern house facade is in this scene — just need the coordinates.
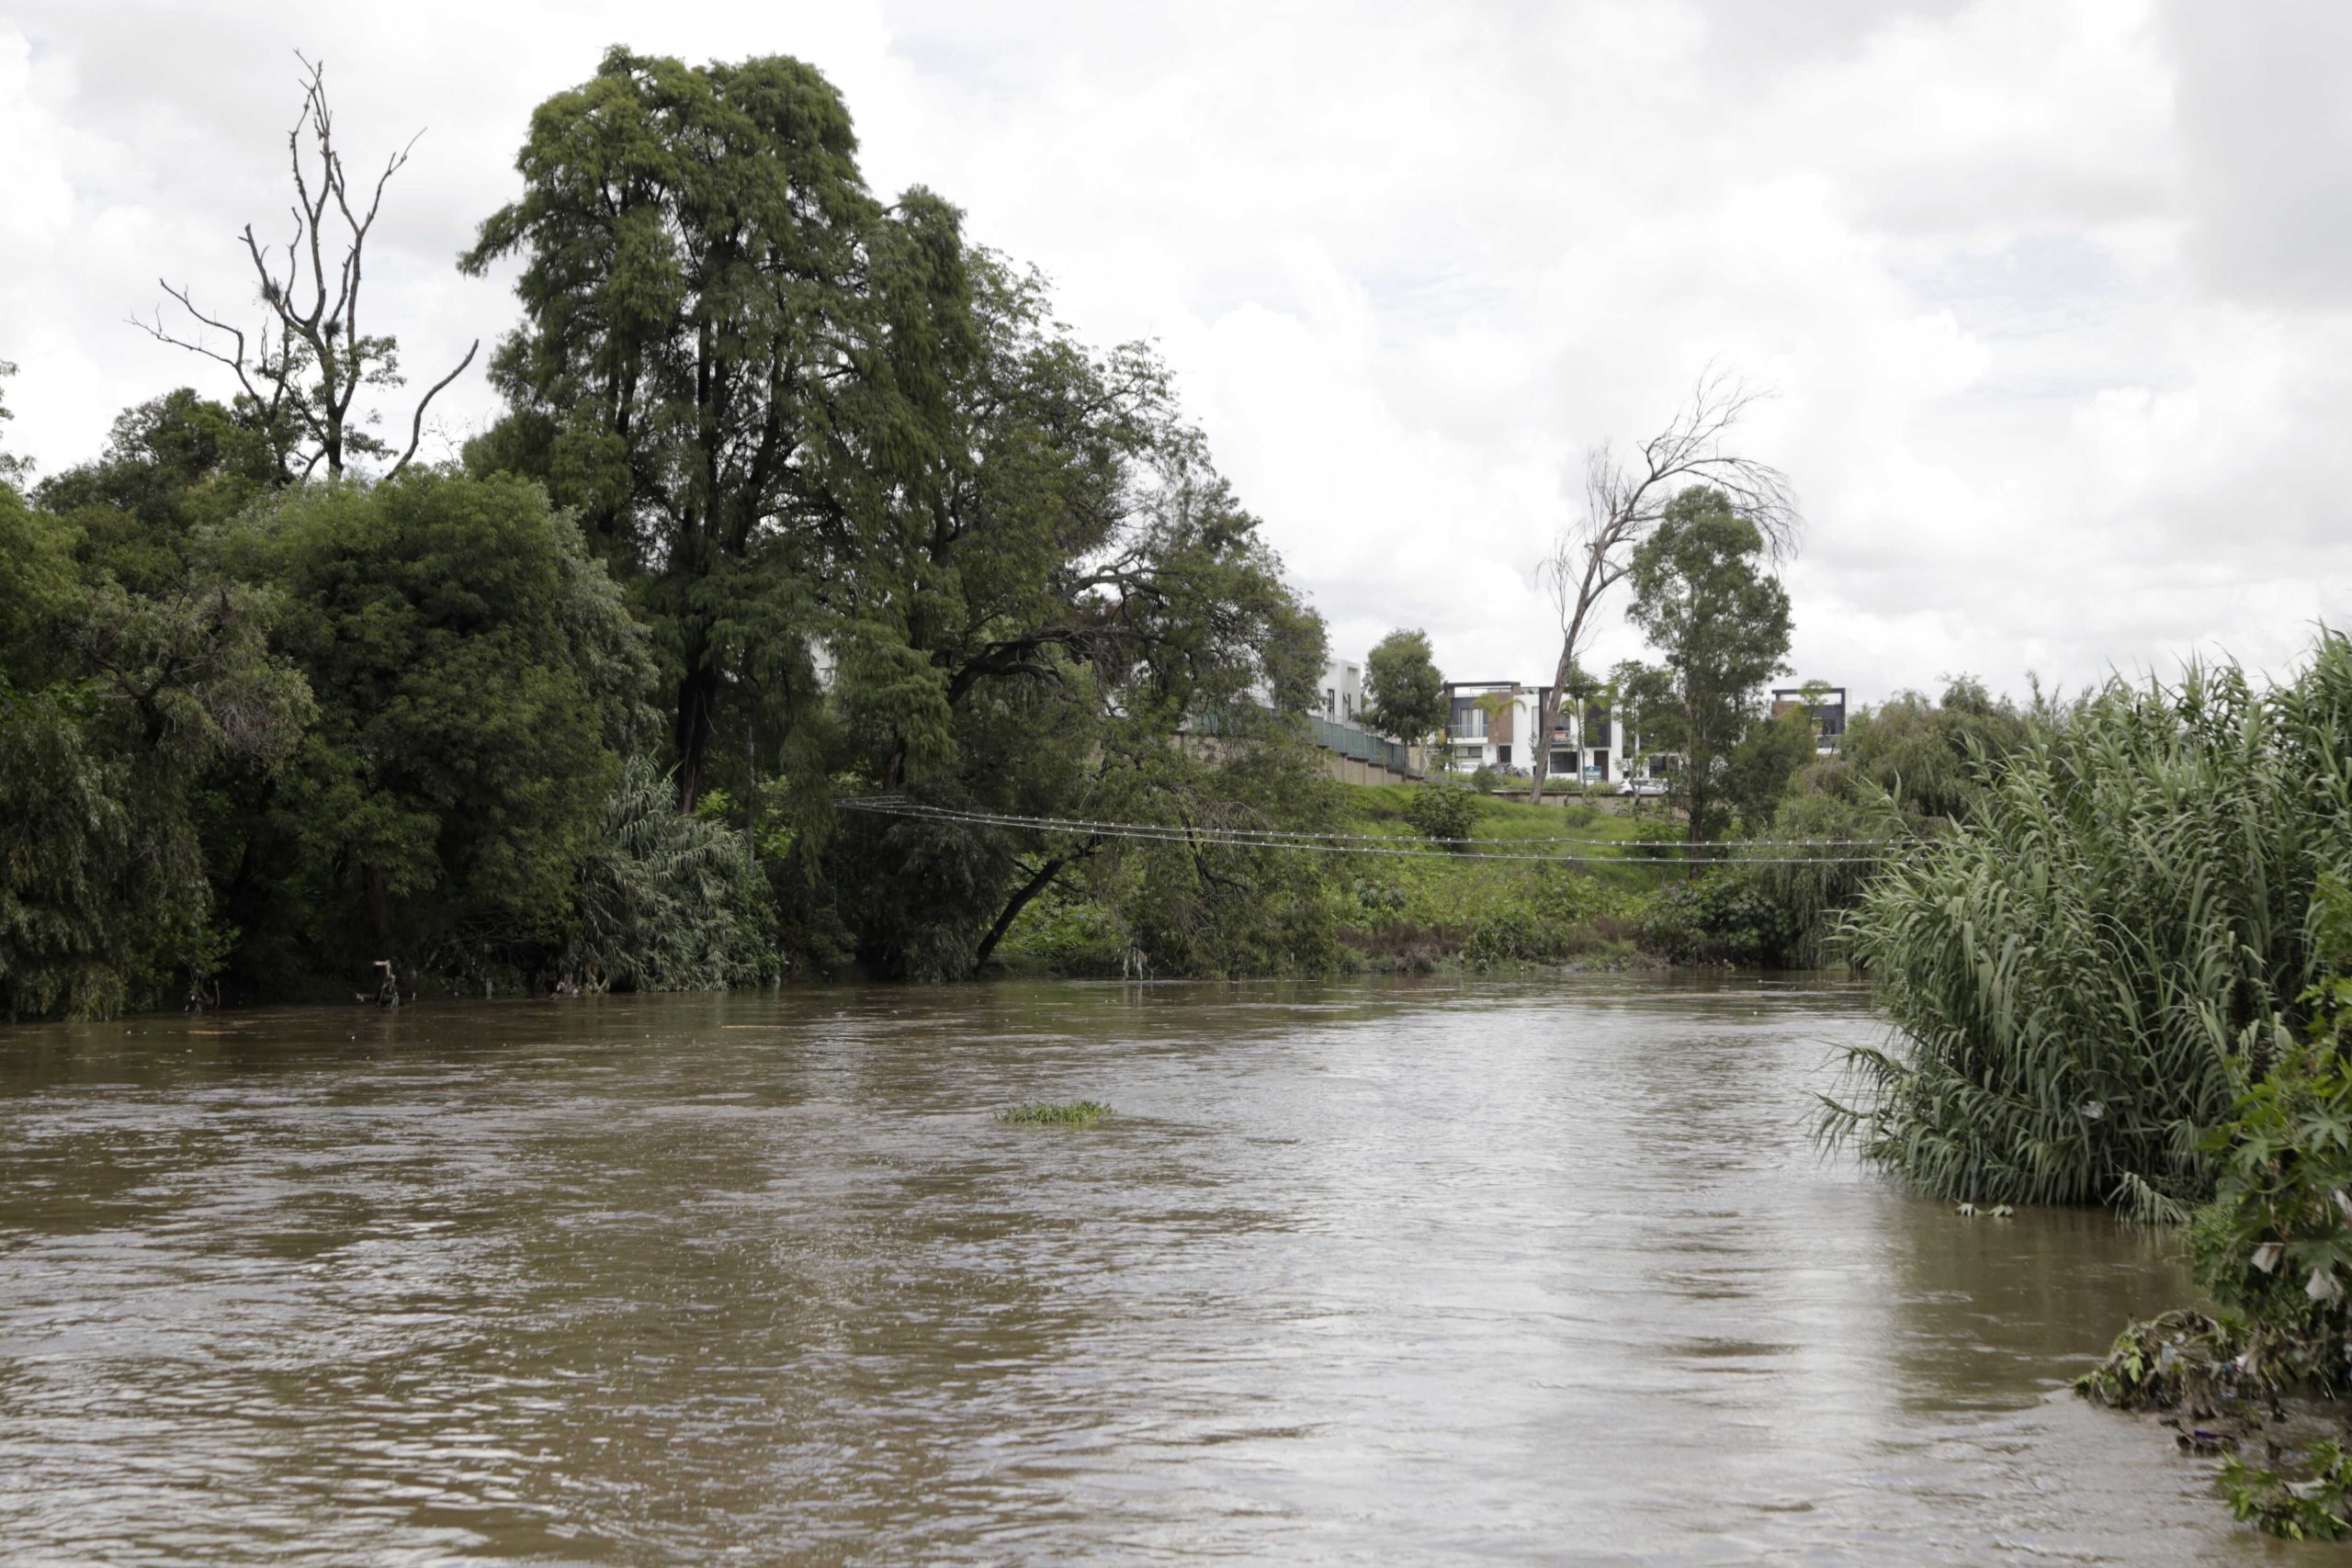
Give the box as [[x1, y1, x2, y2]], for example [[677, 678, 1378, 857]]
[[1430, 675, 1847, 788], [1770, 683, 1848, 754], [1441, 681, 1531, 773], [1442, 681, 1643, 784]]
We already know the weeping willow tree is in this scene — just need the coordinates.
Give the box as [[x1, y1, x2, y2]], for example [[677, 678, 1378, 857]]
[[1730, 788, 1911, 969], [1826, 635, 2352, 1213], [561, 757, 775, 993]]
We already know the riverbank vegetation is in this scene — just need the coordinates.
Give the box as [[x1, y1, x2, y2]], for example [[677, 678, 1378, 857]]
[[0, 51, 1331, 1017], [2071, 869, 2352, 1536], [1805, 635, 2352, 1537], [6, 33, 2333, 1134], [0, 45, 1883, 1021], [1826, 639, 2352, 1216]]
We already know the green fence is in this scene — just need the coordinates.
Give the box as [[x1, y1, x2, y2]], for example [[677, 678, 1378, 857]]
[[1182, 707, 1421, 779], [1306, 715, 1419, 777]]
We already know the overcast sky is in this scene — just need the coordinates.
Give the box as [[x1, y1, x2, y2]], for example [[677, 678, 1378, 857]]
[[5, 1, 2347, 704]]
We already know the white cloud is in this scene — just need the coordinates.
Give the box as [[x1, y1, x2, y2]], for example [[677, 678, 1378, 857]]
[[5, 0, 2348, 705]]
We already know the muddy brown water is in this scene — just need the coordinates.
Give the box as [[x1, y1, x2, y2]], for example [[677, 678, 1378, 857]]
[[0, 976, 2329, 1564]]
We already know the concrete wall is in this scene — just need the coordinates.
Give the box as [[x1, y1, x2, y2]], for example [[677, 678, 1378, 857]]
[[1317, 749, 1413, 785]]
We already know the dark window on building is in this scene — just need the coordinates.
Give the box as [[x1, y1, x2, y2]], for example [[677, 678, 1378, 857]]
[[1497, 744, 1511, 768]]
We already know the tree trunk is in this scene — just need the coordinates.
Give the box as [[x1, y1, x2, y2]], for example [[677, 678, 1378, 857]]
[[673, 641, 720, 813], [1532, 599, 1593, 801], [972, 855, 1068, 974]]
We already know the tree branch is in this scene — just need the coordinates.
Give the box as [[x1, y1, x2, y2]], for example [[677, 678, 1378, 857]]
[[389, 337, 480, 477]]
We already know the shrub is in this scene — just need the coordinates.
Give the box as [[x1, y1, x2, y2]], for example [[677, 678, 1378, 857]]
[[1459, 871, 1645, 969], [1352, 875, 1408, 917], [1739, 788, 1908, 969], [1401, 780, 1483, 847], [2071, 876, 2352, 1539], [2170, 879, 2352, 1382], [1640, 872, 1799, 967]]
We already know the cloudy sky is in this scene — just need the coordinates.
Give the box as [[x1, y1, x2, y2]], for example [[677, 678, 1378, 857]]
[[5, 1, 2346, 703]]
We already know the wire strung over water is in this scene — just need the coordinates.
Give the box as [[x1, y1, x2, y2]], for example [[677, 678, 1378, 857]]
[[833, 795, 1911, 866]]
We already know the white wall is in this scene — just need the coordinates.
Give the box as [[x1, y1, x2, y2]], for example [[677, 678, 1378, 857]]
[[1319, 658, 1363, 725]]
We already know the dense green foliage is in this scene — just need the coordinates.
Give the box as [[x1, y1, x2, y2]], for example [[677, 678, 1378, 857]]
[[1363, 628, 1447, 742], [1824, 676, 2033, 822], [217, 472, 655, 984], [1401, 779, 1484, 846], [1828, 639, 2352, 1213], [0, 433, 311, 1018], [1724, 678, 2031, 966], [1622, 488, 1792, 843], [564, 756, 773, 993], [2072, 878, 2352, 1536], [1640, 874, 1800, 967], [0, 48, 1344, 1015], [462, 46, 973, 809], [2191, 900, 2352, 1337]]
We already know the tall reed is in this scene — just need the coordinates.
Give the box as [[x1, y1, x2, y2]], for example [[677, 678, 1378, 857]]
[[1826, 635, 2352, 1213]]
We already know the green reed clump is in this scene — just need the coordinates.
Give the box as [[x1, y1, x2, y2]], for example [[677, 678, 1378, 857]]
[[1824, 634, 2352, 1213], [996, 1100, 1112, 1126]]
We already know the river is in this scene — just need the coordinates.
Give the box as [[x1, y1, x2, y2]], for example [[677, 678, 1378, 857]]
[[0, 976, 2322, 1563]]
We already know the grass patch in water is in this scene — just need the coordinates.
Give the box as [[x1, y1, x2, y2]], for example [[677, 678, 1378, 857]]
[[996, 1100, 1112, 1126]]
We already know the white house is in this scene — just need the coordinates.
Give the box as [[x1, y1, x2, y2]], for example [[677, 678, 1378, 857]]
[[1442, 680, 1657, 786], [1317, 658, 1363, 726]]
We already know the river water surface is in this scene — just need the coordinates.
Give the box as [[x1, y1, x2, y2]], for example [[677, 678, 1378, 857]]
[[0, 976, 2324, 1563]]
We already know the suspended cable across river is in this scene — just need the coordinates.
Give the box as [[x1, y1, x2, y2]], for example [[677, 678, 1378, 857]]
[[833, 796, 1915, 867]]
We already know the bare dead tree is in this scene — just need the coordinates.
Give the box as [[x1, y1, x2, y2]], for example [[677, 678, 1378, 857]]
[[133, 54, 477, 483], [1531, 366, 1799, 798]]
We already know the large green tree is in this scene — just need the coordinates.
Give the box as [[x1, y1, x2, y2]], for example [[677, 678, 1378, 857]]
[[36, 390, 277, 594], [0, 359, 28, 488], [210, 470, 655, 989], [0, 441, 311, 1019], [1721, 705, 1819, 836], [1363, 628, 1447, 745], [790, 256, 1331, 977], [1624, 487, 1792, 843], [462, 47, 974, 809]]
